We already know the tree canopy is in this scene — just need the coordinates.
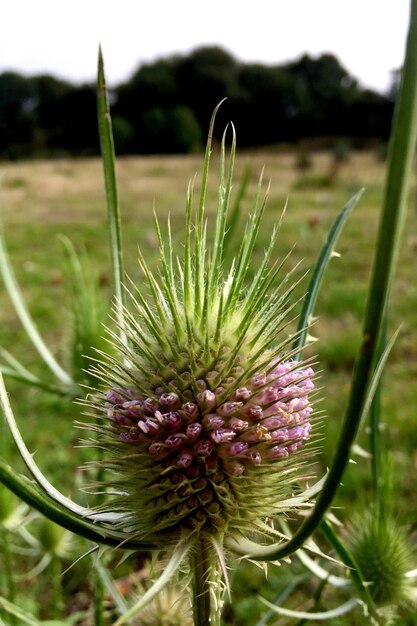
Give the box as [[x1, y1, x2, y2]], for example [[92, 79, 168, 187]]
[[0, 46, 395, 158]]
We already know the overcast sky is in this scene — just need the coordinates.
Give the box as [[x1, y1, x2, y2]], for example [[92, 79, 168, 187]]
[[1, 1, 411, 93]]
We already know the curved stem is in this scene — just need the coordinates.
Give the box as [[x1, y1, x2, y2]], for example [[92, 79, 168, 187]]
[[259, 597, 360, 621], [294, 576, 329, 626], [111, 540, 191, 626], [230, 0, 417, 564], [0, 226, 73, 386], [0, 460, 156, 550], [320, 520, 382, 625], [227, 327, 399, 563]]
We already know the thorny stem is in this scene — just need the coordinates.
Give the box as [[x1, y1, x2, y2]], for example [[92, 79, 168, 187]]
[[192, 538, 216, 626]]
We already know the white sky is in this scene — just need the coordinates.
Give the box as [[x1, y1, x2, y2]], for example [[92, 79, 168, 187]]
[[1, 1, 411, 93]]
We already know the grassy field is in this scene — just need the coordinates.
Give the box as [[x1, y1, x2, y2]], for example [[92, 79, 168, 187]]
[[0, 147, 416, 623]]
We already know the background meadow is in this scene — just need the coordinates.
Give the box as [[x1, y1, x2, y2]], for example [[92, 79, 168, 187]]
[[1, 143, 416, 623]]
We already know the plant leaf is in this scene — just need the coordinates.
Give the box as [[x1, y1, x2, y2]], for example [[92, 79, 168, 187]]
[[258, 596, 360, 620], [294, 189, 363, 356], [0, 225, 72, 385], [97, 47, 126, 343], [111, 540, 192, 626]]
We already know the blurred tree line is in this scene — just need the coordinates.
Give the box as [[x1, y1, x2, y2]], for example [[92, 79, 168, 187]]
[[0, 46, 395, 159]]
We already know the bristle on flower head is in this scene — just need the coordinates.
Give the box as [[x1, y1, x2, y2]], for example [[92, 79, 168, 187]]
[[86, 115, 319, 545]]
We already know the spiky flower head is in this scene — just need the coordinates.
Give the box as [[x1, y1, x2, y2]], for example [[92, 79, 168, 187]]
[[349, 508, 414, 609], [86, 117, 318, 552]]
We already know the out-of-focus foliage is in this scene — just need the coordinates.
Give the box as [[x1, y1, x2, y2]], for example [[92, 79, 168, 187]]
[[0, 46, 396, 159]]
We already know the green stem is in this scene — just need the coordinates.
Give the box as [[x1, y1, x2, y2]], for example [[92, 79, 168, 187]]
[[369, 314, 387, 503], [50, 555, 63, 619], [192, 538, 212, 626], [320, 520, 383, 625], [228, 0, 417, 564], [0, 459, 157, 550], [93, 458, 106, 625], [318, 0, 417, 524], [94, 573, 105, 626], [0, 415, 15, 624], [1, 529, 15, 606], [295, 576, 328, 626], [111, 541, 191, 626]]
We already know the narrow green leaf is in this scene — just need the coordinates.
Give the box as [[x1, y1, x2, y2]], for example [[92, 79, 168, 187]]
[[0, 226, 72, 385], [0, 371, 91, 517], [294, 189, 363, 357], [223, 161, 251, 251], [360, 326, 400, 426], [258, 596, 360, 621], [111, 540, 192, 626], [0, 598, 42, 626], [209, 123, 236, 296], [0, 371, 158, 549], [94, 556, 129, 615], [0, 364, 72, 396], [296, 547, 350, 588], [97, 47, 126, 342], [194, 100, 225, 316], [59, 236, 109, 387], [223, 175, 268, 317], [183, 178, 195, 315]]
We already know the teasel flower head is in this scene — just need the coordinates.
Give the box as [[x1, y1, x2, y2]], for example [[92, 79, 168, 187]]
[[93, 358, 315, 539], [347, 508, 416, 626], [84, 116, 319, 580]]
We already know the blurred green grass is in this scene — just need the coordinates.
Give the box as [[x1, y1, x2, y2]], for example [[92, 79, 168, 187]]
[[1, 148, 416, 623]]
